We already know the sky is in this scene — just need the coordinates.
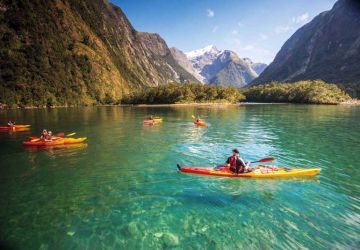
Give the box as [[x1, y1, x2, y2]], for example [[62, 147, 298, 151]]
[[112, 0, 337, 64]]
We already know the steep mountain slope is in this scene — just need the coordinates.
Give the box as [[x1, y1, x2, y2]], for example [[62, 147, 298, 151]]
[[169, 47, 203, 82], [243, 58, 267, 75], [184, 46, 259, 87], [251, 0, 360, 96], [0, 0, 196, 106], [207, 51, 258, 88]]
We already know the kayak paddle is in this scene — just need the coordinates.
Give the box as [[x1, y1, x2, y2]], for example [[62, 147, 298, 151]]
[[66, 132, 76, 136], [250, 157, 275, 164]]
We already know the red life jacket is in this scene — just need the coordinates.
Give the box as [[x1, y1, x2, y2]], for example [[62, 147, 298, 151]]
[[229, 156, 237, 169]]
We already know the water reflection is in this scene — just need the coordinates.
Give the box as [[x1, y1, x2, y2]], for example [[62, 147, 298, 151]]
[[25, 143, 88, 158]]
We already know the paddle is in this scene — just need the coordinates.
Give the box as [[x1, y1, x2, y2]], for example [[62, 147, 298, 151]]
[[66, 132, 76, 136], [250, 157, 275, 164]]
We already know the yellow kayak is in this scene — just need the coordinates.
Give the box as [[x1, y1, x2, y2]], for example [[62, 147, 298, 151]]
[[177, 165, 321, 178], [153, 117, 163, 122]]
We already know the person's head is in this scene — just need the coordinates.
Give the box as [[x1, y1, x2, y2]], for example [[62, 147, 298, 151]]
[[232, 149, 240, 156], [42, 129, 47, 134], [48, 131, 52, 135]]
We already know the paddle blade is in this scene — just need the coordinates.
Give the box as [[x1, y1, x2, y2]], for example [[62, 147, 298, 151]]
[[258, 157, 275, 163], [191, 115, 195, 119], [66, 132, 76, 136], [31, 138, 41, 142], [56, 132, 65, 137]]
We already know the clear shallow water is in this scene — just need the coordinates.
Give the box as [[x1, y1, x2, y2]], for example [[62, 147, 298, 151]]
[[0, 105, 359, 249]]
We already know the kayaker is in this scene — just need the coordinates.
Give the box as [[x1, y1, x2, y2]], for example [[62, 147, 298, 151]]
[[7, 120, 15, 126], [226, 149, 249, 174], [148, 115, 154, 120], [40, 129, 48, 140], [194, 115, 201, 123], [46, 131, 54, 141]]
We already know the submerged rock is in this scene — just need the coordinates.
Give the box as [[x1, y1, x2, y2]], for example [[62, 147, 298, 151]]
[[162, 232, 179, 247]]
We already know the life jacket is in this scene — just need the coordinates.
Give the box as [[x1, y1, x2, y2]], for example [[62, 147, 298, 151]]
[[229, 156, 237, 169]]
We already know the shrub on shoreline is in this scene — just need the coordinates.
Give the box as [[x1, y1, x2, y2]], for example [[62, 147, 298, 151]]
[[121, 83, 246, 104], [243, 80, 351, 104]]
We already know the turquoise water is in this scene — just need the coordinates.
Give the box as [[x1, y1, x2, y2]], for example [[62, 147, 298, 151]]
[[0, 105, 359, 249]]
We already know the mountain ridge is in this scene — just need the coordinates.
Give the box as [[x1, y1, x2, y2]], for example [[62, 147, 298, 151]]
[[0, 0, 198, 106], [251, 0, 360, 97]]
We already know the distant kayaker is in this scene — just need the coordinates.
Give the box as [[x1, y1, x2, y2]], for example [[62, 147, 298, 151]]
[[40, 129, 48, 140], [46, 131, 54, 141], [7, 120, 15, 126], [148, 115, 154, 120], [194, 115, 201, 123], [226, 149, 249, 174]]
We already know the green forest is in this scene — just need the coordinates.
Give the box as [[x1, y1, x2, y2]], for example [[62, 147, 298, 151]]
[[243, 80, 351, 104], [121, 83, 245, 104]]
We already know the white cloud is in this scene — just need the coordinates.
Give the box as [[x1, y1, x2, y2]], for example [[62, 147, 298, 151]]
[[275, 24, 292, 34], [259, 33, 268, 41], [212, 26, 218, 33], [275, 12, 310, 34], [237, 22, 244, 27], [231, 29, 238, 35], [207, 9, 214, 18], [293, 13, 309, 25]]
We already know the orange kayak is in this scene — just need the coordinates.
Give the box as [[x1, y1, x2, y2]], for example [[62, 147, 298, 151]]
[[23, 137, 87, 146], [143, 120, 159, 125], [0, 125, 31, 130], [194, 121, 206, 127], [177, 165, 320, 178]]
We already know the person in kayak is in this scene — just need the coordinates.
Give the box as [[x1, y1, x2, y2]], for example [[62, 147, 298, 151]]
[[7, 120, 15, 126], [226, 149, 249, 174], [194, 115, 201, 123], [45, 131, 54, 141], [40, 129, 48, 140], [148, 115, 154, 120]]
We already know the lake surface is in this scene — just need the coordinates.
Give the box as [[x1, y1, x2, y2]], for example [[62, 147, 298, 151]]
[[0, 105, 359, 249]]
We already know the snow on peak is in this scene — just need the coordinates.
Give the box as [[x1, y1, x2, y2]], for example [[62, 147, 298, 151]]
[[185, 45, 220, 59]]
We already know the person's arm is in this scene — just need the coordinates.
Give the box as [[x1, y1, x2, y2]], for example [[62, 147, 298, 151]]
[[237, 158, 247, 168], [226, 157, 230, 167]]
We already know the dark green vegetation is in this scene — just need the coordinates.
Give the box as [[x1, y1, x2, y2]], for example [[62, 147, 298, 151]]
[[252, 0, 360, 98], [121, 83, 245, 104], [243, 80, 351, 104], [0, 0, 197, 108]]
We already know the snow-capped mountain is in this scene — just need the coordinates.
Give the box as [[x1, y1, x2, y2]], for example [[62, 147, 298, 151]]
[[183, 45, 265, 87]]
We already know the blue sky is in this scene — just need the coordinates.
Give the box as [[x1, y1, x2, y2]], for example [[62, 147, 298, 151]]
[[112, 0, 336, 64]]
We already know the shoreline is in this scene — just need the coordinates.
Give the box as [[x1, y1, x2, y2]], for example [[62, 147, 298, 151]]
[[1, 100, 359, 110]]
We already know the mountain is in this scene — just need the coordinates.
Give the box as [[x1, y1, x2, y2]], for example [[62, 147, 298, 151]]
[[184, 45, 260, 87], [0, 0, 197, 107], [243, 58, 267, 75], [251, 0, 360, 96], [169, 47, 203, 82], [185, 45, 221, 80]]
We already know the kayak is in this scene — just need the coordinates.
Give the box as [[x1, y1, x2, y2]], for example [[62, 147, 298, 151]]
[[153, 117, 163, 123], [177, 165, 320, 178], [0, 125, 31, 130], [194, 121, 206, 127], [23, 137, 87, 146], [143, 120, 159, 125]]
